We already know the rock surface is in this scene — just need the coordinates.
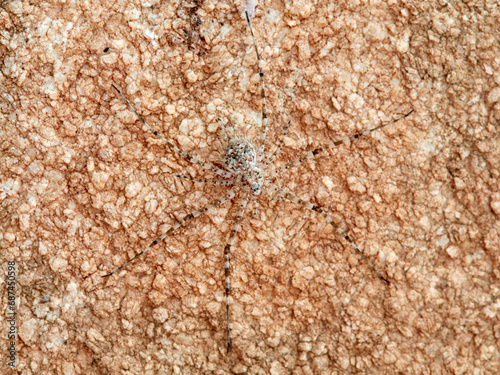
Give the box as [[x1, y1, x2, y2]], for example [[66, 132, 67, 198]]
[[1, 0, 499, 373]]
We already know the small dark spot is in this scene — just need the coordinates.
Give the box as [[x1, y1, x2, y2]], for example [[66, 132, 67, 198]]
[[103, 47, 109, 53]]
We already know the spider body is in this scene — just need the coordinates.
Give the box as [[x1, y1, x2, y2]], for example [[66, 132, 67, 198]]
[[223, 139, 264, 195], [224, 139, 257, 173]]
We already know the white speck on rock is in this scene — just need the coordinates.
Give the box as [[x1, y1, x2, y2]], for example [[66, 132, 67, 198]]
[[38, 241, 48, 255], [347, 176, 366, 193], [185, 69, 198, 83], [19, 214, 30, 230], [449, 268, 467, 287], [486, 87, 500, 104], [322, 176, 334, 191], [286, 0, 315, 19], [152, 307, 169, 323], [179, 119, 189, 134], [50, 256, 68, 272], [5, 232, 15, 242], [81, 260, 91, 272], [348, 93, 365, 109], [62, 362, 75, 375], [165, 104, 175, 115], [91, 171, 110, 191], [19, 318, 40, 343], [125, 180, 143, 198], [364, 21, 387, 41], [418, 216, 431, 232], [2, 178, 21, 195], [490, 197, 500, 216], [483, 299, 500, 318], [454, 177, 466, 190], [446, 245, 460, 258]]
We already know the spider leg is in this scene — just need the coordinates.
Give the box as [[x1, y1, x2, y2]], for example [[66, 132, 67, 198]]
[[102, 188, 239, 277], [269, 110, 414, 177], [176, 174, 233, 186], [245, 12, 269, 162], [112, 84, 231, 178], [224, 193, 250, 353], [265, 120, 291, 165], [216, 118, 232, 143], [268, 182, 390, 284]]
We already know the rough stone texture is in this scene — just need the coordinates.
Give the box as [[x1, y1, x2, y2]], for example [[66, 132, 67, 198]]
[[1, 0, 499, 374]]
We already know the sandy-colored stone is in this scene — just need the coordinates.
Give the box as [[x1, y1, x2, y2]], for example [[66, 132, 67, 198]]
[[1, 0, 499, 374]]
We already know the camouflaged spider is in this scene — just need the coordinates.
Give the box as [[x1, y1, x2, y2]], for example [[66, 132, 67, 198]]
[[103, 11, 414, 353]]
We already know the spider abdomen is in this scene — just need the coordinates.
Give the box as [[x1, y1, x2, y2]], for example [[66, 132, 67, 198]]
[[223, 139, 256, 173], [223, 139, 263, 195]]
